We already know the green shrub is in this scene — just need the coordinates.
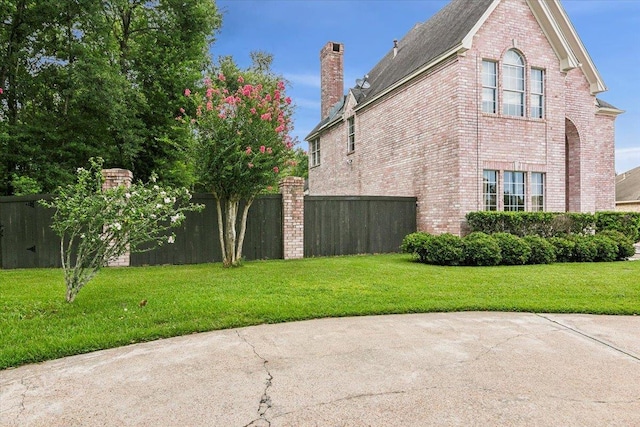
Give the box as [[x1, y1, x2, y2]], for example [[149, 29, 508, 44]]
[[400, 232, 433, 263], [424, 233, 464, 266], [462, 232, 502, 266], [523, 235, 556, 264], [591, 235, 620, 262], [466, 211, 596, 237], [597, 230, 636, 260], [595, 211, 640, 243], [548, 237, 575, 263], [492, 233, 531, 265], [570, 236, 598, 262]]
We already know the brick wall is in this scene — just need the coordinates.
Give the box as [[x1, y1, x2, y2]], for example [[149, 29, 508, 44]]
[[320, 42, 344, 119], [309, 0, 616, 235], [280, 176, 304, 259], [102, 168, 133, 267]]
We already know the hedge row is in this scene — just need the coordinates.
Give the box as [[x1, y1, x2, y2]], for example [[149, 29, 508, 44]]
[[465, 211, 640, 242], [401, 230, 636, 266]]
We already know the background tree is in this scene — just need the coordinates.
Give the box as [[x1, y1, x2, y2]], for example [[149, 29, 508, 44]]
[[0, 0, 221, 195], [182, 56, 295, 267]]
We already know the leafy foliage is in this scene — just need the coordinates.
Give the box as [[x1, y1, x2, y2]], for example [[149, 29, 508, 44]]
[[400, 232, 433, 263], [462, 232, 502, 266], [41, 158, 202, 302], [522, 235, 556, 265], [181, 57, 295, 267], [492, 232, 531, 265], [0, 0, 221, 195]]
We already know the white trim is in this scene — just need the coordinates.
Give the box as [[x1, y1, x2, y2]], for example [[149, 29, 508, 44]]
[[461, 0, 502, 49], [596, 106, 624, 117]]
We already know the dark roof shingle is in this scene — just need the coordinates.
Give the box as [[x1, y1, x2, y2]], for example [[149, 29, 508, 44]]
[[616, 165, 640, 201], [360, 0, 494, 102]]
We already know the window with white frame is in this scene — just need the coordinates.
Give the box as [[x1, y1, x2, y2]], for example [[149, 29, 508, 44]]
[[482, 60, 497, 114], [483, 170, 498, 211], [531, 172, 545, 211], [503, 50, 525, 117], [503, 171, 525, 211], [530, 68, 544, 119], [347, 116, 355, 152], [310, 138, 320, 167]]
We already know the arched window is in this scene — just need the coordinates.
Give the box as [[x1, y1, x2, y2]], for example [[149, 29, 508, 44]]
[[503, 50, 525, 117]]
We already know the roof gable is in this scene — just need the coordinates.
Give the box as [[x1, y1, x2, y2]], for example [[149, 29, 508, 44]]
[[307, 0, 610, 140]]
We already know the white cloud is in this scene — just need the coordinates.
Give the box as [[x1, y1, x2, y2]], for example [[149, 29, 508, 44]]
[[284, 73, 320, 89], [615, 147, 640, 174], [293, 98, 321, 110]]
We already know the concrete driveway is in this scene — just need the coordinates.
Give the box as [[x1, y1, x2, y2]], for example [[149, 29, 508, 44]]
[[1, 312, 639, 426]]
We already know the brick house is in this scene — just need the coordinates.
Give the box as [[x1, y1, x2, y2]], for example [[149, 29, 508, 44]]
[[305, 0, 623, 235]]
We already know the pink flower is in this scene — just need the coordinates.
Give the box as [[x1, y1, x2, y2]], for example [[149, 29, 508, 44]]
[[273, 90, 280, 101], [277, 81, 285, 90], [175, 115, 182, 121], [250, 108, 257, 114], [260, 145, 266, 153], [248, 162, 254, 168], [0, 88, 3, 94], [206, 101, 213, 111], [196, 106, 202, 116], [275, 125, 285, 133], [184, 88, 191, 97], [266, 147, 273, 154], [225, 96, 235, 105], [285, 97, 292, 105], [218, 112, 226, 119], [204, 77, 212, 86], [245, 147, 252, 155], [179, 107, 185, 114], [237, 75, 244, 83], [265, 94, 271, 102], [260, 112, 271, 121], [218, 73, 225, 81], [190, 119, 196, 124], [206, 88, 214, 98], [273, 166, 279, 174]]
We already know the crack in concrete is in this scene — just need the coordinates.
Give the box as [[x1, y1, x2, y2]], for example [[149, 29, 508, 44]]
[[237, 331, 273, 427], [536, 314, 640, 363], [15, 376, 30, 422]]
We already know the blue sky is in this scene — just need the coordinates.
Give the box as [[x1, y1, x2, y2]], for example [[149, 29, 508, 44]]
[[213, 0, 640, 174]]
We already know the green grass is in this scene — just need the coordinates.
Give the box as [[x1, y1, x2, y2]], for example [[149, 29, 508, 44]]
[[2, 254, 640, 369]]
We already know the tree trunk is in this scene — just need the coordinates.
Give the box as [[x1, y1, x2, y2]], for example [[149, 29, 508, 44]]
[[215, 195, 254, 268], [235, 197, 254, 262]]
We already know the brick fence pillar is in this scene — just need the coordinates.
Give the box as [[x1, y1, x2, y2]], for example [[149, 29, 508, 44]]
[[280, 176, 305, 260], [102, 168, 133, 267]]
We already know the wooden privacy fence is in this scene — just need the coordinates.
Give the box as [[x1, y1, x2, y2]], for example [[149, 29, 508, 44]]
[[304, 196, 417, 257], [0, 183, 416, 269]]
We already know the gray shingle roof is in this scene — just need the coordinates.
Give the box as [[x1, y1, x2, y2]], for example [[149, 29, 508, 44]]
[[306, 0, 494, 140], [359, 0, 494, 102], [596, 98, 620, 110], [616, 165, 640, 201]]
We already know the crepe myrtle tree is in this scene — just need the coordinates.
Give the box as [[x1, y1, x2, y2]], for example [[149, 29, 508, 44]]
[[179, 71, 295, 267], [41, 158, 202, 302]]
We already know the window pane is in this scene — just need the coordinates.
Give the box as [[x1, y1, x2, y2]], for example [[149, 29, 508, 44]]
[[482, 61, 496, 86], [504, 171, 525, 211], [482, 61, 497, 114], [483, 170, 498, 211], [531, 172, 545, 211]]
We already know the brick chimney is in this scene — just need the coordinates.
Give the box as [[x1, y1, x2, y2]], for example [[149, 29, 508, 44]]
[[320, 41, 344, 119]]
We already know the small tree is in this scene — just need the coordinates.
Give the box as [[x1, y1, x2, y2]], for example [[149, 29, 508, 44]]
[[181, 60, 294, 267], [41, 158, 202, 302]]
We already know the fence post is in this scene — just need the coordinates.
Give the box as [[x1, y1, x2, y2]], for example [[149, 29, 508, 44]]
[[102, 168, 133, 267], [280, 176, 304, 260]]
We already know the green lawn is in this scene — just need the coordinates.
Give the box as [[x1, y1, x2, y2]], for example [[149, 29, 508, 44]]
[[2, 254, 639, 369]]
